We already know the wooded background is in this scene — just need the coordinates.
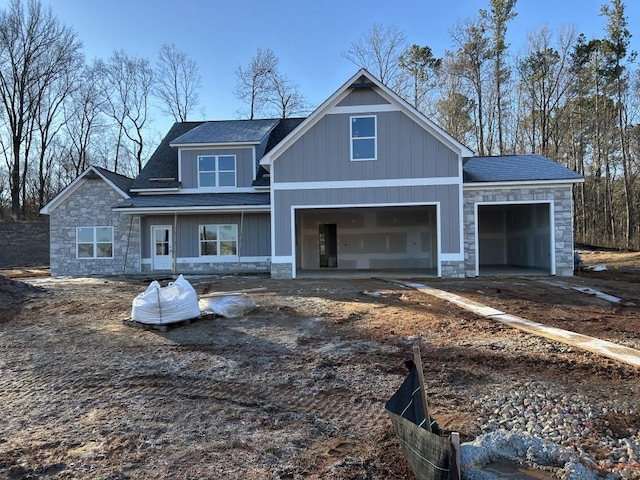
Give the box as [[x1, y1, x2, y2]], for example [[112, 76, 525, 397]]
[[1, 0, 638, 249]]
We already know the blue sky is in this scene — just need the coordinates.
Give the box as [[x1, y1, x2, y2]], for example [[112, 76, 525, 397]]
[[46, 0, 639, 135]]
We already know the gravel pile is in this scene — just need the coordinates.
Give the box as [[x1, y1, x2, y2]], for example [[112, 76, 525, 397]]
[[460, 381, 640, 479]]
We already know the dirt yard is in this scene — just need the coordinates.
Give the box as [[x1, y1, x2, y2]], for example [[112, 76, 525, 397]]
[[0, 249, 639, 479]]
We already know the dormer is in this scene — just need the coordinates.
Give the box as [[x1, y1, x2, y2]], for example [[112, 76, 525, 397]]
[[169, 119, 280, 194]]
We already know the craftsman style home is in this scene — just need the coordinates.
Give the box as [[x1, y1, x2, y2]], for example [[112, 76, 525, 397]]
[[41, 69, 583, 278]]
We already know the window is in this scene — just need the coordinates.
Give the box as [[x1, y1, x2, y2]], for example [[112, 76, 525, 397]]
[[199, 224, 237, 257], [76, 227, 113, 259], [198, 155, 236, 187], [351, 115, 376, 161]]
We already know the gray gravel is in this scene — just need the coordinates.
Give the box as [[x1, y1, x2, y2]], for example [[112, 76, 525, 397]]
[[460, 381, 640, 479]]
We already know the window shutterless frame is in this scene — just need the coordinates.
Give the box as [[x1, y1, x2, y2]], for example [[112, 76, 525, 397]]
[[199, 224, 238, 257], [76, 226, 114, 259], [350, 115, 377, 161], [197, 155, 237, 188]]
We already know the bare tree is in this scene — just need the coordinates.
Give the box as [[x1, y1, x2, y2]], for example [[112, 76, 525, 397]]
[[155, 44, 202, 122], [96, 50, 154, 173], [265, 71, 309, 118], [343, 23, 407, 89], [0, 0, 82, 219], [234, 48, 278, 119]]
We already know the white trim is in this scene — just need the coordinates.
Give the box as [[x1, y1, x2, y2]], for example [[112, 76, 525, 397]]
[[329, 104, 400, 114], [440, 253, 464, 261], [473, 200, 556, 276], [260, 68, 474, 168], [114, 205, 270, 214], [273, 176, 460, 191], [271, 256, 294, 263], [179, 187, 255, 194], [198, 223, 238, 258], [178, 148, 183, 183], [40, 166, 130, 214], [169, 141, 258, 148], [350, 114, 377, 161], [464, 180, 582, 190], [130, 188, 181, 194]]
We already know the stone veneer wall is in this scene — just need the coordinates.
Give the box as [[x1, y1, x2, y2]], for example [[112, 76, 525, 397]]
[[49, 179, 140, 276], [463, 186, 575, 277], [140, 261, 270, 274], [271, 263, 293, 279]]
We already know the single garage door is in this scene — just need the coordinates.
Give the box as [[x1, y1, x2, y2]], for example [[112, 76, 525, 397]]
[[477, 203, 552, 275]]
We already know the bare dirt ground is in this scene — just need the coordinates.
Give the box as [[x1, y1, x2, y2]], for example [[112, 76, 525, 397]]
[[0, 242, 639, 479]]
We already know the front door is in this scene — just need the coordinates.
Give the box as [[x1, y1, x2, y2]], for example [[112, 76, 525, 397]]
[[152, 226, 172, 270]]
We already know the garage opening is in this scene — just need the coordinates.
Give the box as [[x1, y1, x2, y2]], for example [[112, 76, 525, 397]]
[[477, 203, 552, 275], [295, 205, 437, 275]]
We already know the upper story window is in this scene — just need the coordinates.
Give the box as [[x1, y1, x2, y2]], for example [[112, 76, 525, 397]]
[[198, 155, 236, 188], [76, 226, 113, 259], [351, 115, 377, 161]]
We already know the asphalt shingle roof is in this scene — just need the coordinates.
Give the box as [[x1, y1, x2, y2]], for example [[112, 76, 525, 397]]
[[463, 154, 583, 183], [170, 119, 280, 145], [114, 193, 270, 210], [131, 122, 205, 191], [91, 166, 134, 194]]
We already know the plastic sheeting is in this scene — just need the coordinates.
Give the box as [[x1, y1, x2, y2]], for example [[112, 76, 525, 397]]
[[131, 274, 201, 324], [198, 294, 256, 318]]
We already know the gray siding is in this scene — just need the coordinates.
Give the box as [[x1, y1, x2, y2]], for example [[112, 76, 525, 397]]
[[179, 147, 254, 188], [337, 88, 390, 106], [273, 184, 461, 257], [141, 213, 270, 258], [274, 111, 459, 183], [48, 179, 140, 276]]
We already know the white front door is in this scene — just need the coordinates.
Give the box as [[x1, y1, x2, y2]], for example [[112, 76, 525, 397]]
[[152, 226, 172, 270]]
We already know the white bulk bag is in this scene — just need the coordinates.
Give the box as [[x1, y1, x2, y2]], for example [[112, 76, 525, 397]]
[[131, 274, 201, 324]]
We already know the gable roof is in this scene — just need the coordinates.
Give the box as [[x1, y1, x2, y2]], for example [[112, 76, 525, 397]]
[[40, 165, 133, 215], [463, 155, 584, 184], [169, 119, 280, 146], [260, 68, 474, 167]]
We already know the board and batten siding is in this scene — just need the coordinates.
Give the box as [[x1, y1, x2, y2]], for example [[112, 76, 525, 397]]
[[336, 87, 390, 106], [141, 213, 270, 258], [273, 111, 459, 183], [179, 147, 255, 189], [272, 185, 461, 257]]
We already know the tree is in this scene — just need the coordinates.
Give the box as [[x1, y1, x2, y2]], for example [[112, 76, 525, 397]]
[[600, 0, 636, 249], [264, 71, 309, 118], [481, 0, 518, 154], [155, 43, 202, 122], [0, 0, 82, 219], [96, 50, 154, 173], [343, 23, 407, 89], [448, 17, 492, 155], [234, 48, 278, 119], [397, 44, 441, 112]]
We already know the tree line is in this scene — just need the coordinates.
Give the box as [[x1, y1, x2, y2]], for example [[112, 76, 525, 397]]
[[0, 0, 638, 250]]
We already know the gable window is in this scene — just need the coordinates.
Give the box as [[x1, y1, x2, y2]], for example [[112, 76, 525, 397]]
[[199, 224, 238, 257], [198, 155, 236, 187], [76, 226, 113, 259], [351, 115, 376, 161]]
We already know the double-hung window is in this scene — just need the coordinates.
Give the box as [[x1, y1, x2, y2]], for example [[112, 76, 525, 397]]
[[198, 155, 236, 188], [350, 115, 377, 161], [199, 224, 238, 257], [76, 226, 113, 259]]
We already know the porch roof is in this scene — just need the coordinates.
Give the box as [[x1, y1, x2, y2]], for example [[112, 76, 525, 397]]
[[113, 192, 270, 213]]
